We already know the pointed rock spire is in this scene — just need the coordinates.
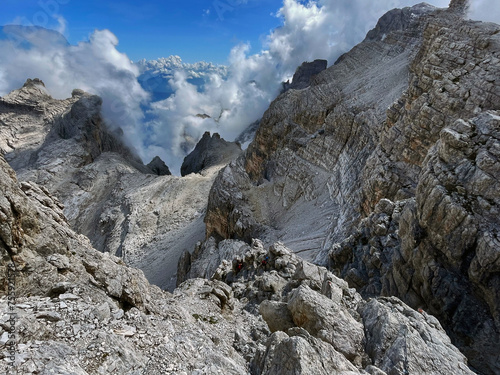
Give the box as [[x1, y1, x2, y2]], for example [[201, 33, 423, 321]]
[[449, 0, 469, 15]]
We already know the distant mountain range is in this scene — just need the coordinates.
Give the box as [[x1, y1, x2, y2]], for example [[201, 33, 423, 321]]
[[136, 56, 228, 102], [1, 25, 226, 104]]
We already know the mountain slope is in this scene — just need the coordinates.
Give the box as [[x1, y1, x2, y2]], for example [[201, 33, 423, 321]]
[[0, 154, 474, 374], [0, 79, 241, 291], [195, 3, 500, 373]]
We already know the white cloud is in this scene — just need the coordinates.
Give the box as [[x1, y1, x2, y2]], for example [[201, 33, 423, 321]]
[[3, 0, 477, 175], [141, 0, 452, 173], [0, 25, 150, 157], [55, 15, 67, 35], [469, 0, 500, 24]]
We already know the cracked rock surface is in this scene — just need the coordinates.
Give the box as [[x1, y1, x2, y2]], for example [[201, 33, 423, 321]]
[[0, 80, 240, 291], [198, 4, 500, 373], [0, 159, 474, 374]]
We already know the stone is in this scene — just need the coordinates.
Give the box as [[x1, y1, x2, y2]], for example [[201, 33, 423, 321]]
[[36, 311, 62, 322], [282, 59, 328, 91], [59, 293, 80, 301], [0, 331, 9, 346], [49, 282, 75, 296], [287, 284, 365, 362], [259, 300, 295, 333], [1, 80, 238, 293], [92, 302, 111, 321], [253, 329, 359, 375], [146, 156, 171, 176], [180, 131, 242, 176], [361, 297, 473, 375], [46, 254, 70, 270], [113, 325, 136, 337], [200, 4, 500, 373], [0, 4, 496, 374], [113, 309, 124, 320]]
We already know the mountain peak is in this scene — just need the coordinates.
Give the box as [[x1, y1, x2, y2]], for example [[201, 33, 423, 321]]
[[23, 78, 45, 88], [449, 0, 469, 14], [283, 59, 327, 91], [147, 156, 172, 176], [180, 132, 241, 176], [1, 77, 52, 106]]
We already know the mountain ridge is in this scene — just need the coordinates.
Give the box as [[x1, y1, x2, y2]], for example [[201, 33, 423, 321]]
[[1, 1, 499, 374], [0, 79, 242, 291], [196, 3, 500, 373]]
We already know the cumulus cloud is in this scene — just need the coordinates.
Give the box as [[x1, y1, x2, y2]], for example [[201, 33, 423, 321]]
[[2, 0, 477, 174], [0, 25, 149, 155], [141, 0, 451, 173], [54, 15, 67, 35], [469, 0, 500, 24]]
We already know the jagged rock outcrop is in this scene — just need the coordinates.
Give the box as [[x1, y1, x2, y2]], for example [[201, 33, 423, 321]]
[[0, 154, 165, 310], [205, 2, 439, 257], [201, 3, 500, 373], [2, 1, 499, 373], [0, 154, 253, 373], [211, 240, 474, 375], [333, 112, 500, 373], [363, 3, 436, 42], [1, 79, 141, 170], [282, 59, 328, 91], [0, 154, 475, 374], [146, 155, 171, 175], [235, 119, 261, 148], [359, 8, 500, 215], [176, 237, 250, 286], [1, 80, 240, 291], [180, 131, 242, 176], [449, 0, 469, 14]]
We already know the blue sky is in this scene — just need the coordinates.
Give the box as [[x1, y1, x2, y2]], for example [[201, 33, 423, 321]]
[[0, 0, 283, 63], [8, 0, 492, 172]]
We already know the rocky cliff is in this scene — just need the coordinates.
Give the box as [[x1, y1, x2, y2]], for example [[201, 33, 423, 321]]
[[1, 1, 499, 374], [181, 131, 242, 177], [0, 154, 475, 373], [282, 59, 328, 91], [146, 156, 171, 176], [198, 2, 500, 374], [0, 79, 240, 291]]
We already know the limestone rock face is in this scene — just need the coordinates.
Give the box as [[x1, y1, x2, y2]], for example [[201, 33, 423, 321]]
[[1, 2, 499, 374], [360, 11, 500, 216], [205, 2, 438, 259], [363, 3, 437, 42], [448, 0, 469, 14], [210, 239, 474, 375], [362, 297, 473, 375], [282, 59, 328, 91], [176, 237, 250, 286], [235, 119, 261, 148], [201, 4, 500, 373], [0, 154, 476, 375], [329, 22, 500, 375], [0, 154, 164, 311], [180, 131, 242, 176], [0, 81, 239, 291], [146, 155, 171, 175]]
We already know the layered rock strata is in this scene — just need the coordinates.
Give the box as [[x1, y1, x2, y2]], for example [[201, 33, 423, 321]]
[[0, 157, 475, 374], [198, 3, 500, 373], [0, 81, 241, 291]]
